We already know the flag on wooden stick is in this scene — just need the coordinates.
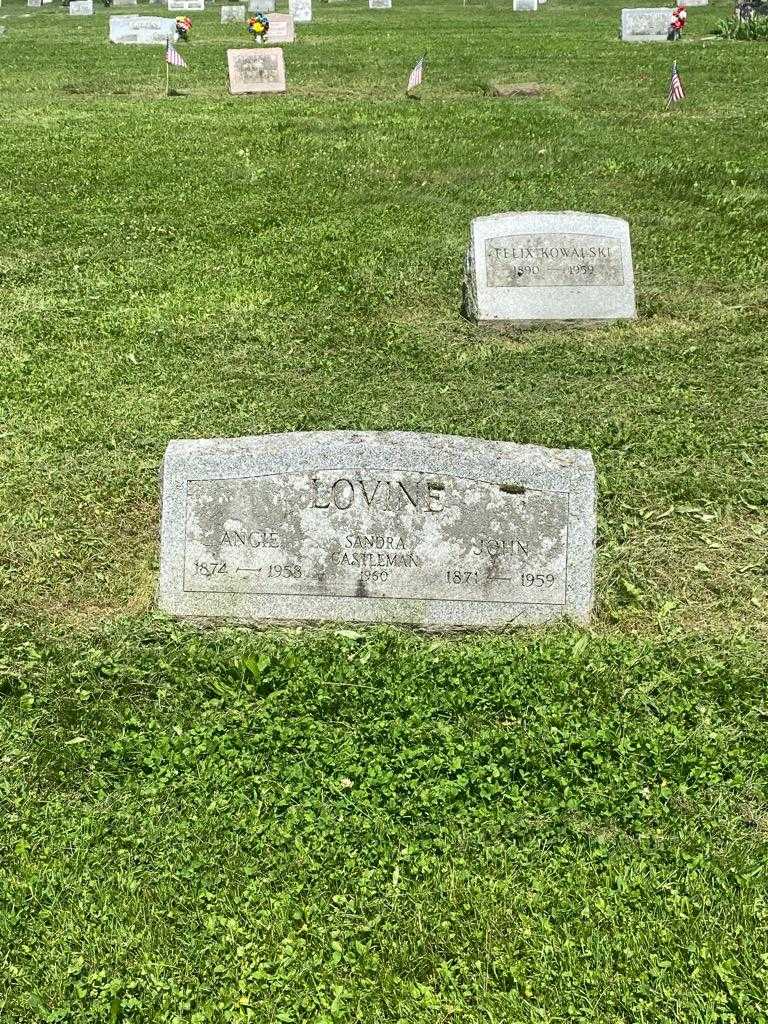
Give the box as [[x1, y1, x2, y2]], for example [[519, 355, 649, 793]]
[[406, 54, 425, 95], [165, 39, 187, 68], [666, 60, 685, 108]]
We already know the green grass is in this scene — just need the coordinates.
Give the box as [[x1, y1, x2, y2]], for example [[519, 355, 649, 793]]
[[1, 0, 767, 1019]]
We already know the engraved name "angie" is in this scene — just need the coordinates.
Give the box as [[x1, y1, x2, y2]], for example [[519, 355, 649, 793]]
[[311, 477, 445, 513]]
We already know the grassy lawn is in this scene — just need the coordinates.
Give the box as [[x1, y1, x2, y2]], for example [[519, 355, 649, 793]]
[[1, 0, 767, 1019]]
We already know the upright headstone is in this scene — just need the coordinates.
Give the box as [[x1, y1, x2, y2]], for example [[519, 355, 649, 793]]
[[369, 0, 392, 7], [463, 211, 636, 328], [227, 46, 286, 93], [289, 0, 311, 21], [620, 8, 673, 39], [27, 0, 43, 8], [158, 431, 596, 630], [221, 3, 245, 19], [112, 0, 139, 6], [168, 0, 204, 9], [513, 0, 538, 10], [109, 14, 177, 42], [249, 0, 275, 10], [69, 0, 93, 12], [264, 12, 294, 40]]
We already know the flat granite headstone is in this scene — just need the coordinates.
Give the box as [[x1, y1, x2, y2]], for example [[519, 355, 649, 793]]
[[109, 14, 177, 41], [620, 8, 673, 39], [262, 12, 294, 39], [227, 46, 286, 92], [513, 0, 538, 10], [221, 3, 245, 19], [289, 0, 311, 21], [168, 0, 204, 9], [464, 211, 636, 328], [158, 431, 596, 630], [369, 0, 392, 7]]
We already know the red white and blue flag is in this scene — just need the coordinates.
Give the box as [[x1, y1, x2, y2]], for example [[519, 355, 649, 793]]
[[667, 60, 685, 107], [407, 54, 425, 93], [165, 40, 187, 68]]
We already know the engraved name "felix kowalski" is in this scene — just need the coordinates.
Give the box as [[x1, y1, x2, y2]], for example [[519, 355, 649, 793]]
[[488, 243, 616, 261]]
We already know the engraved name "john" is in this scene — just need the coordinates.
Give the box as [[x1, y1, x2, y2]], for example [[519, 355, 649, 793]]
[[310, 477, 445, 513]]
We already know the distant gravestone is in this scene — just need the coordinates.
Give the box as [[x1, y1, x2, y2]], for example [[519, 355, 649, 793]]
[[463, 211, 636, 328], [513, 0, 538, 10], [221, 3, 245, 19], [168, 0, 204, 9], [264, 12, 294, 39], [27, 0, 43, 8], [158, 431, 596, 629], [112, 0, 139, 6], [620, 8, 673, 39], [109, 14, 177, 41], [249, 0, 275, 10], [227, 46, 286, 93], [289, 0, 311, 21], [369, 0, 392, 7], [69, 0, 93, 13]]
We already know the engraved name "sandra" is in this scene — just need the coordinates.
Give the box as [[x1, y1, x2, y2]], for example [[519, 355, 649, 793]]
[[310, 477, 445, 513]]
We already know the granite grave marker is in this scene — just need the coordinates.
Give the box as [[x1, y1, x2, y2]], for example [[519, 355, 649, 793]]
[[620, 8, 673, 39], [168, 0, 204, 10], [513, 0, 538, 11], [69, 1, 93, 14], [158, 431, 596, 629], [221, 3, 245, 19], [464, 211, 636, 328], [227, 46, 286, 93], [289, 0, 311, 21], [109, 14, 177, 42], [263, 12, 294, 40]]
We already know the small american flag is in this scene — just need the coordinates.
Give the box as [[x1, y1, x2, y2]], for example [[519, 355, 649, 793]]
[[165, 40, 187, 68], [407, 55, 425, 93], [667, 60, 685, 107]]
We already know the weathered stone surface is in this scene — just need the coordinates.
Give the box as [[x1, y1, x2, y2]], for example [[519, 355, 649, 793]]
[[463, 211, 636, 328], [227, 46, 286, 93], [27, 0, 43, 8], [620, 8, 672, 40], [289, 0, 311, 21], [112, 0, 139, 6], [262, 11, 294, 39], [221, 3, 245, 20], [158, 431, 596, 630], [69, 1, 93, 14], [109, 14, 177, 41], [488, 81, 546, 98], [513, 0, 538, 11], [369, 0, 392, 8], [248, 0, 275, 11], [168, 0, 203, 10]]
